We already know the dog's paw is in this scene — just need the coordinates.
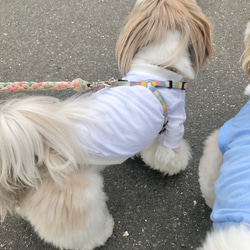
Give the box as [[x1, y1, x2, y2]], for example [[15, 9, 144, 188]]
[[140, 139, 191, 175]]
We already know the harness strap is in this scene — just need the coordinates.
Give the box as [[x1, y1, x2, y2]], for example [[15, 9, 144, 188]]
[[96, 79, 186, 134], [149, 86, 168, 134], [104, 80, 187, 90]]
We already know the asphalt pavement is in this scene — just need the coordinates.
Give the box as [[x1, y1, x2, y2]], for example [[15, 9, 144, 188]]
[[0, 0, 249, 249]]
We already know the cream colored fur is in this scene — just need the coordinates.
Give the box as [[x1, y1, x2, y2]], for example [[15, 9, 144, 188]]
[[242, 21, 250, 75], [0, 95, 101, 217], [140, 139, 191, 175], [198, 129, 223, 208], [0, 95, 113, 250], [18, 168, 114, 250]]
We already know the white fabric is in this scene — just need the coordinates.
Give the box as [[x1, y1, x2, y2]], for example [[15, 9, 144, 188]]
[[77, 69, 186, 165], [123, 70, 186, 149], [77, 85, 165, 164]]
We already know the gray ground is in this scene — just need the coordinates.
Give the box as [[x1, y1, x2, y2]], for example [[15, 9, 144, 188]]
[[0, 0, 249, 249]]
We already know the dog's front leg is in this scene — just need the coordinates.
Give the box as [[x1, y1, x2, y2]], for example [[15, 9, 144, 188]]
[[140, 138, 191, 176]]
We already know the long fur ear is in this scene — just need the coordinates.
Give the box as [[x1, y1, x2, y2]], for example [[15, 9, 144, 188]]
[[242, 22, 250, 75], [115, 0, 212, 75], [0, 95, 101, 218]]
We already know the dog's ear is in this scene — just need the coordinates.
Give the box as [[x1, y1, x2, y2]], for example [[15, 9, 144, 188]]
[[116, 0, 168, 75], [184, 0, 212, 73], [115, 0, 212, 76], [242, 22, 250, 75]]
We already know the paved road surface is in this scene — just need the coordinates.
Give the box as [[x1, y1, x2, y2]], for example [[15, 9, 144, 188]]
[[0, 0, 249, 249]]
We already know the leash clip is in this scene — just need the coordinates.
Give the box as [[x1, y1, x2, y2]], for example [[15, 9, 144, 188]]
[[89, 77, 118, 92], [104, 77, 118, 86]]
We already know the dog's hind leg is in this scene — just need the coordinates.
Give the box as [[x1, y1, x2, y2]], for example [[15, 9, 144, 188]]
[[199, 129, 223, 209], [140, 138, 191, 176], [18, 167, 113, 250]]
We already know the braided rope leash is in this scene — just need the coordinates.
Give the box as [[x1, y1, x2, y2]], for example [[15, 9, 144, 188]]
[[0, 78, 96, 93]]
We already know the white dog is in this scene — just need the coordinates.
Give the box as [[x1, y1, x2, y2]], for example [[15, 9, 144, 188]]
[[198, 22, 250, 250], [0, 0, 212, 249]]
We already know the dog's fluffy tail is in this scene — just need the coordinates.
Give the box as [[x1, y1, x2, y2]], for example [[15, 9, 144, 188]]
[[0, 94, 102, 216], [198, 225, 250, 250], [242, 21, 250, 75]]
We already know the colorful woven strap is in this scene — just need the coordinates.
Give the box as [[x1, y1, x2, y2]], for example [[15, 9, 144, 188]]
[[105, 80, 186, 90], [149, 86, 168, 134], [148, 86, 167, 115]]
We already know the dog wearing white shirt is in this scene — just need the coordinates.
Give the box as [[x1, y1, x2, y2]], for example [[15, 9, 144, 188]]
[[0, 0, 212, 249], [116, 0, 212, 175]]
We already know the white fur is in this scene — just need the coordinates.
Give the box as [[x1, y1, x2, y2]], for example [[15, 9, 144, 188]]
[[198, 225, 250, 250], [244, 83, 250, 96], [140, 139, 191, 175], [198, 129, 223, 208], [132, 31, 195, 79], [18, 168, 114, 250]]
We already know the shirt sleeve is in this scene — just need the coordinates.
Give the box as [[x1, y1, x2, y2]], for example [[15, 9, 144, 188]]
[[156, 88, 186, 149]]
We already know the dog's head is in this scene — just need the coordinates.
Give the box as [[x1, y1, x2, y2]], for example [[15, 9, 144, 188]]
[[243, 21, 250, 75], [116, 0, 212, 77]]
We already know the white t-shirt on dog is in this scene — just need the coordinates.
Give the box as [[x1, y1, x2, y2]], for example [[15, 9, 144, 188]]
[[78, 71, 186, 165]]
